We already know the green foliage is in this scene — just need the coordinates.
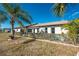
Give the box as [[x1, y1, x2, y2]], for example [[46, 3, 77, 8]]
[[2, 3, 32, 38], [63, 19, 79, 44], [0, 10, 8, 29], [2, 3, 32, 24], [53, 3, 67, 17], [52, 3, 77, 17]]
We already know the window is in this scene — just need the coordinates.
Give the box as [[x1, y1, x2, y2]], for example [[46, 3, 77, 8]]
[[51, 28, 55, 33], [28, 29, 32, 32], [37, 28, 39, 33], [45, 27, 47, 33], [33, 29, 35, 33]]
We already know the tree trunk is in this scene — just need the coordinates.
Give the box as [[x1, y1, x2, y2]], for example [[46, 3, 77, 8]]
[[0, 23, 1, 32], [10, 17, 15, 40]]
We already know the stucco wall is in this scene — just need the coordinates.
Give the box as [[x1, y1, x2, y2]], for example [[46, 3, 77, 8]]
[[39, 27, 45, 33], [33, 26, 68, 34], [35, 28, 38, 33], [61, 28, 69, 34], [55, 27, 62, 34], [47, 27, 51, 33], [55, 27, 69, 34], [14, 29, 20, 32]]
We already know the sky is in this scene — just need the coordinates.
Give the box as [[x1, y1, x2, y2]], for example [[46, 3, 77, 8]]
[[1, 3, 79, 28]]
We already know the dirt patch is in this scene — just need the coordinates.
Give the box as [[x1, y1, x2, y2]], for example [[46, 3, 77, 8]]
[[0, 33, 79, 56]]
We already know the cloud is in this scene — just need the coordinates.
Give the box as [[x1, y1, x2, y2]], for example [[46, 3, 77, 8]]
[[72, 12, 79, 16], [69, 11, 79, 18]]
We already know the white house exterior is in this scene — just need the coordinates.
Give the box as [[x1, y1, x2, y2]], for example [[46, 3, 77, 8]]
[[14, 27, 22, 32], [14, 28, 21, 32], [14, 20, 69, 34], [28, 21, 69, 34]]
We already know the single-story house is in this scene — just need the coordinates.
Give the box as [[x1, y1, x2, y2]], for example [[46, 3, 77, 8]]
[[27, 20, 69, 34], [14, 20, 69, 34]]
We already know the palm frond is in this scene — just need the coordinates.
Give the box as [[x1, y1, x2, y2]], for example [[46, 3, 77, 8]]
[[2, 4, 20, 15], [0, 10, 8, 23], [53, 3, 67, 17], [2, 3, 32, 24], [2, 3, 15, 14], [14, 4, 21, 14], [70, 19, 79, 26], [16, 10, 32, 24], [15, 17, 24, 27]]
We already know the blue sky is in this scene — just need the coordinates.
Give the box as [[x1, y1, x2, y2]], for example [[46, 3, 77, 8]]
[[1, 3, 79, 28]]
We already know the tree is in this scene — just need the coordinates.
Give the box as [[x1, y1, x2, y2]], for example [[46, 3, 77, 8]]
[[0, 10, 7, 31], [52, 3, 77, 17], [63, 18, 79, 44], [2, 3, 32, 39], [52, 3, 67, 17], [52, 3, 79, 44]]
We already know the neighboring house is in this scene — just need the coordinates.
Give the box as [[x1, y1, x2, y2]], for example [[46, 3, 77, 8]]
[[14, 26, 27, 32], [14, 27, 22, 32], [14, 25, 35, 33], [28, 20, 69, 34], [3, 28, 11, 32]]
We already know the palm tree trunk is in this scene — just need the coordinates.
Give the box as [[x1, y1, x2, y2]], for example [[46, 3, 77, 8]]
[[0, 23, 1, 32], [10, 16, 15, 39]]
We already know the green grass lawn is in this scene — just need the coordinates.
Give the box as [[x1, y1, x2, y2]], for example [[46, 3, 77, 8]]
[[0, 33, 79, 56]]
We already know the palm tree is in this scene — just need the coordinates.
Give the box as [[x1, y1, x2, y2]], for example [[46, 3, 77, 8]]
[[52, 3, 79, 44], [0, 10, 7, 31], [52, 3, 67, 17], [52, 3, 77, 17], [2, 3, 32, 39]]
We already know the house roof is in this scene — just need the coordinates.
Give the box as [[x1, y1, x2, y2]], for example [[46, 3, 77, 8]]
[[14, 20, 70, 29], [34, 20, 69, 27], [15, 27, 22, 29]]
